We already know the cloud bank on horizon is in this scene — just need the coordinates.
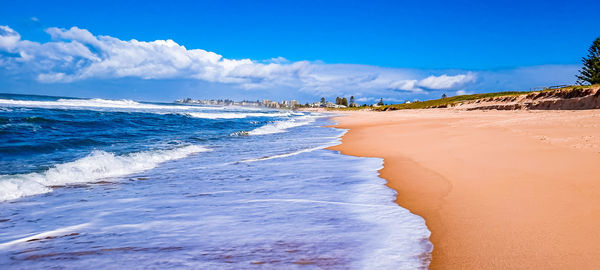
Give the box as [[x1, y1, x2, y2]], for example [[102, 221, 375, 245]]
[[0, 25, 579, 101]]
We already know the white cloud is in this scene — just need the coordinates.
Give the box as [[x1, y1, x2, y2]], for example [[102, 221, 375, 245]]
[[418, 73, 476, 89], [0, 26, 20, 52], [0, 25, 479, 96], [45, 26, 102, 48]]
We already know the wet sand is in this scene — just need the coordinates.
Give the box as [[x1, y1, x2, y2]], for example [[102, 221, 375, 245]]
[[327, 109, 600, 269]]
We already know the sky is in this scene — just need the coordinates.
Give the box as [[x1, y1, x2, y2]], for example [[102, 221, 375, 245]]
[[0, 0, 598, 103]]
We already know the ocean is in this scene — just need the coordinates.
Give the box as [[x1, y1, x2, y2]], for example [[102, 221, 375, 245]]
[[0, 94, 431, 269]]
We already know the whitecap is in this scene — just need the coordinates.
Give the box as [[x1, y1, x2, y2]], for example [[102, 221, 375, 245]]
[[0, 98, 241, 111], [181, 112, 293, 119], [248, 115, 318, 135], [0, 145, 210, 201]]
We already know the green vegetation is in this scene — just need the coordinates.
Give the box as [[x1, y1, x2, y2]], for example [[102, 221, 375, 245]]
[[374, 91, 528, 110], [322, 84, 599, 111], [335, 97, 348, 106], [577, 37, 600, 85]]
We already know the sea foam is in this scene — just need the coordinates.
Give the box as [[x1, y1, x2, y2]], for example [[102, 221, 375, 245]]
[[348, 158, 432, 269], [181, 112, 293, 119], [0, 145, 209, 201], [239, 144, 335, 163], [248, 115, 318, 135], [0, 98, 246, 111]]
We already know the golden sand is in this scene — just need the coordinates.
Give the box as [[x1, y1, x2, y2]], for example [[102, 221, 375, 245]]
[[328, 109, 600, 269]]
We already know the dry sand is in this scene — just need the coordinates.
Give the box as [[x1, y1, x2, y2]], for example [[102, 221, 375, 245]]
[[327, 109, 600, 269]]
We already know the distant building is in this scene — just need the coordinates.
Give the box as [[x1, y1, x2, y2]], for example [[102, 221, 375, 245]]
[[267, 101, 280, 108], [176, 97, 309, 110], [323, 102, 346, 108]]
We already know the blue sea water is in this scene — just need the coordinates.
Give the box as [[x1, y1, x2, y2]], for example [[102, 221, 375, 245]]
[[0, 94, 431, 269]]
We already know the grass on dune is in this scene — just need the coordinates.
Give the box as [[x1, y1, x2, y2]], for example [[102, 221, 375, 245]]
[[376, 91, 527, 110], [329, 84, 599, 111]]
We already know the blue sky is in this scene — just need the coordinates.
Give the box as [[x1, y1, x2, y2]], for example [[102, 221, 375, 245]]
[[0, 0, 598, 103]]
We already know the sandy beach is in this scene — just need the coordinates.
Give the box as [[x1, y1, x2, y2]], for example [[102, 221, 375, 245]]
[[328, 109, 600, 269]]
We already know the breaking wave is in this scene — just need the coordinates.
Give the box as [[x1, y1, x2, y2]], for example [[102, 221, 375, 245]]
[[0, 98, 238, 111], [0, 145, 210, 201], [248, 115, 318, 135], [181, 112, 294, 119]]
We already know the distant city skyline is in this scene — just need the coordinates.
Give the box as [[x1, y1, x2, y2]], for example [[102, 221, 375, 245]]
[[0, 0, 598, 103]]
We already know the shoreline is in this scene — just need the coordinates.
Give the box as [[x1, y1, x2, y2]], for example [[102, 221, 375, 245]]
[[326, 109, 600, 269]]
